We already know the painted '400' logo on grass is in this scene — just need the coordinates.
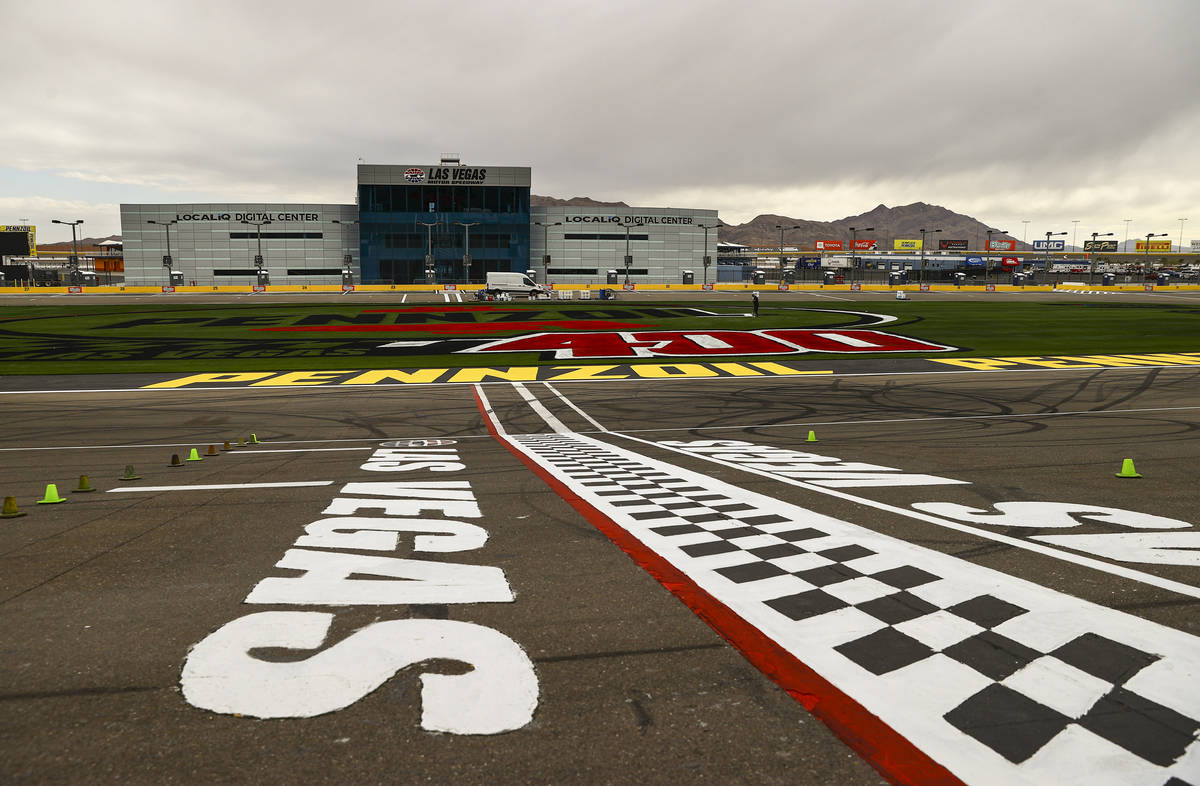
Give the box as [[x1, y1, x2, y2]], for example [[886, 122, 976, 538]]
[[458, 329, 956, 359]]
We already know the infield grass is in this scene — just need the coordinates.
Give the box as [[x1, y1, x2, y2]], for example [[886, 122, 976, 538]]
[[0, 299, 1198, 375]]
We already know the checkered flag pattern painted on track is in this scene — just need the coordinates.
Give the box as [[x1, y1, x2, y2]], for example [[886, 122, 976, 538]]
[[509, 433, 1200, 785]]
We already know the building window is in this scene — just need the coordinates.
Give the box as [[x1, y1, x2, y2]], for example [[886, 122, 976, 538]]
[[564, 233, 649, 241]]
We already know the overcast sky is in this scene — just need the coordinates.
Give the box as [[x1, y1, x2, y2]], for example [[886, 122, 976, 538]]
[[4, 0, 1198, 247]]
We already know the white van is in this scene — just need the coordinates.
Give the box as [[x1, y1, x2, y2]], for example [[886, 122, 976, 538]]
[[482, 271, 549, 298]]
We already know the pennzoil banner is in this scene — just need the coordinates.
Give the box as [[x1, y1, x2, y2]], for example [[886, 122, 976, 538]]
[[894, 239, 921, 250]]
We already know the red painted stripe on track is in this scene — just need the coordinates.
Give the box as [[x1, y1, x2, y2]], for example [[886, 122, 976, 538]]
[[472, 386, 962, 786]]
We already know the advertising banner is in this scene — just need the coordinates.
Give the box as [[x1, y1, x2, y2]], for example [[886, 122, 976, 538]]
[[1192, 239, 1200, 251], [816, 240, 843, 251], [988, 239, 1017, 251], [1000, 257, 1020, 268], [1135, 240, 1173, 252], [964, 256, 985, 267], [1032, 240, 1066, 251], [894, 239, 921, 250], [853, 239, 877, 250], [938, 239, 968, 250], [1082, 240, 1119, 252]]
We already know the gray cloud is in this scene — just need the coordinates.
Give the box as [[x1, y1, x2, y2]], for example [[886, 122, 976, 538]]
[[4, 0, 1198, 241]]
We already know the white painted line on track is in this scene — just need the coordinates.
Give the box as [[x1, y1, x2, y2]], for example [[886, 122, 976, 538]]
[[512, 383, 571, 433], [473, 385, 505, 435], [107, 481, 334, 492], [542, 382, 607, 431], [532, 384, 1200, 601]]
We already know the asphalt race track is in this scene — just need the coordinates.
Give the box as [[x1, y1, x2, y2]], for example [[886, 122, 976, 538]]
[[2, 348, 1200, 782]]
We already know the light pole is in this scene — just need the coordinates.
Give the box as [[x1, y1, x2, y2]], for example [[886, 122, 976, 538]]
[[534, 221, 562, 283], [918, 228, 941, 283], [1179, 218, 1189, 253], [1123, 219, 1133, 252], [147, 219, 177, 283], [1088, 231, 1113, 285], [1022, 219, 1030, 246], [52, 219, 84, 283], [697, 222, 721, 286], [848, 226, 873, 284], [1145, 232, 1168, 274], [623, 219, 644, 286], [331, 218, 359, 278], [240, 219, 272, 272], [985, 229, 1007, 285], [776, 224, 799, 283], [1043, 231, 1066, 284], [417, 220, 439, 283], [454, 221, 480, 284], [1071, 220, 1080, 253]]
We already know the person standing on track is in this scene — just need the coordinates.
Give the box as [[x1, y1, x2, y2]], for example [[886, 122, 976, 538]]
[[752, 290, 760, 317]]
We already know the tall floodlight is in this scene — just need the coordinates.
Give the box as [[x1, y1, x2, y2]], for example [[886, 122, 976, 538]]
[[418, 220, 439, 282], [776, 224, 800, 281], [1179, 218, 1189, 252], [51, 219, 84, 281], [1071, 220, 1080, 253], [848, 226, 873, 284], [623, 219, 644, 286], [1022, 219, 1030, 245], [331, 218, 360, 274], [240, 219, 272, 270], [454, 221, 480, 284], [147, 219, 177, 283], [985, 229, 1007, 285], [697, 222, 721, 286], [1123, 219, 1133, 251], [1043, 231, 1067, 284], [534, 221, 562, 283], [1145, 232, 1168, 274], [919, 228, 941, 283], [1088, 231, 1113, 285]]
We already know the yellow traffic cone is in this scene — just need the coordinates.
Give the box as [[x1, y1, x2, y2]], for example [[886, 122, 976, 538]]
[[222, 441, 232, 451], [237, 437, 246, 447], [73, 475, 97, 493], [1115, 458, 1141, 478], [806, 430, 819, 443], [37, 484, 67, 504], [186, 448, 203, 462], [168, 454, 184, 468], [1, 495, 26, 518], [120, 465, 141, 481]]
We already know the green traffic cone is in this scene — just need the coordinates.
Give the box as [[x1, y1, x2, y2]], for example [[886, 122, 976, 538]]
[[120, 465, 141, 481], [1115, 458, 1141, 478], [250, 433, 259, 444], [186, 448, 203, 462], [806, 430, 819, 443], [37, 484, 67, 504]]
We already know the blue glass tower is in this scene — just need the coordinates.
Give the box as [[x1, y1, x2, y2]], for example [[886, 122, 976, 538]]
[[357, 162, 531, 284]]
